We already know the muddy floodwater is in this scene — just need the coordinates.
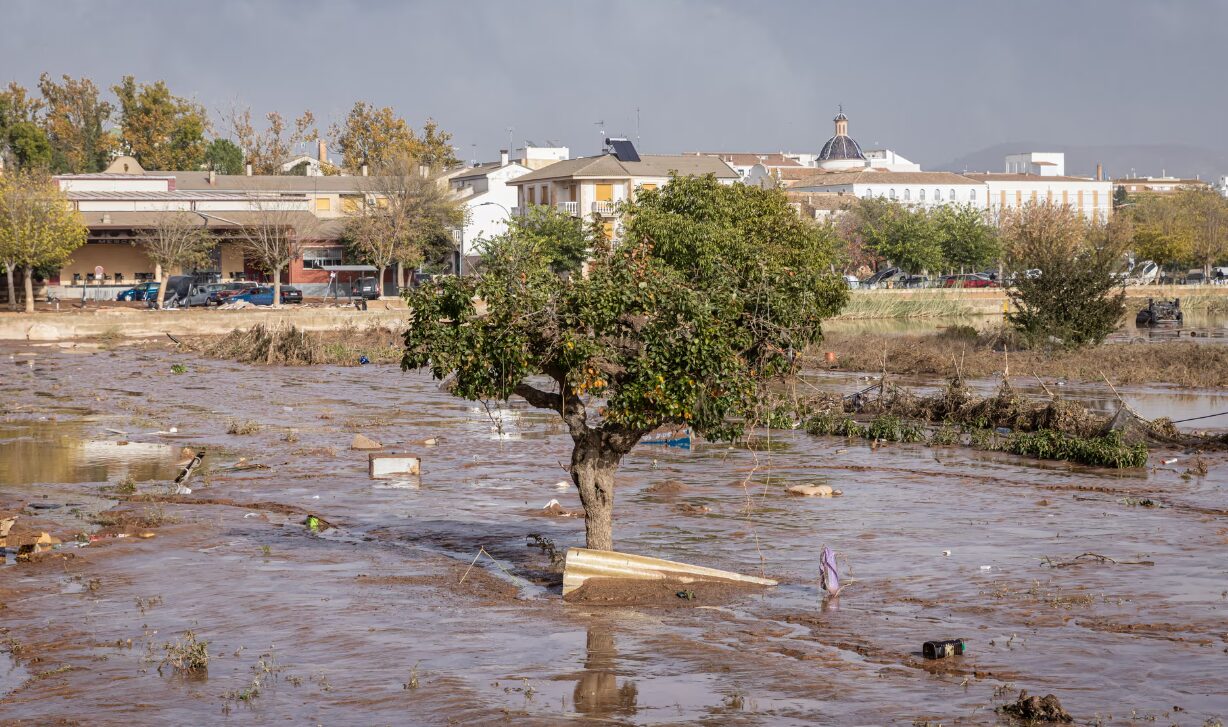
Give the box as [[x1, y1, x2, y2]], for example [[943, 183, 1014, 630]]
[[2, 343, 1227, 725]]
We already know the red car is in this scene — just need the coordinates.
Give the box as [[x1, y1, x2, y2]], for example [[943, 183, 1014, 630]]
[[942, 274, 997, 289]]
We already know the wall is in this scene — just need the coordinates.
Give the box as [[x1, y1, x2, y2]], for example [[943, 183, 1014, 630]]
[[60, 242, 154, 284]]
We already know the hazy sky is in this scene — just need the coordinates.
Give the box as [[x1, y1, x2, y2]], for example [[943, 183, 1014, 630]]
[[4, 0, 1225, 167]]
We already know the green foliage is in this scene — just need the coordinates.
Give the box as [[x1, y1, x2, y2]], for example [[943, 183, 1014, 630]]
[[161, 630, 209, 673], [204, 138, 244, 175], [6, 121, 51, 170], [930, 423, 960, 445], [848, 197, 944, 274], [404, 174, 848, 445], [932, 204, 1000, 271], [1003, 429, 1147, 468], [866, 415, 926, 442], [1003, 204, 1126, 348], [479, 205, 591, 275]]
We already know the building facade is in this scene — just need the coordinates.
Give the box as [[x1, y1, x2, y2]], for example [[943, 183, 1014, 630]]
[[449, 150, 532, 264], [507, 140, 738, 240]]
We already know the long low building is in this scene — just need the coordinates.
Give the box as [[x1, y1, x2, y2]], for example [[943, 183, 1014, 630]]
[[51, 156, 386, 297]]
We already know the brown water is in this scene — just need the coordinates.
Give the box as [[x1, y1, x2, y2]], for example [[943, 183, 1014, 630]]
[[2, 345, 1227, 725]]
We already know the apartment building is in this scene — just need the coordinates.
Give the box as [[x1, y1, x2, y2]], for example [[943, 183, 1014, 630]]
[[507, 139, 737, 239]]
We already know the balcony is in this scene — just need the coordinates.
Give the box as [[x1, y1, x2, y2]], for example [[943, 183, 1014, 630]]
[[591, 201, 617, 216], [556, 201, 580, 216]]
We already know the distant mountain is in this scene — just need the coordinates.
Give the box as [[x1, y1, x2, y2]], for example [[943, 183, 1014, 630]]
[[936, 143, 1228, 181]]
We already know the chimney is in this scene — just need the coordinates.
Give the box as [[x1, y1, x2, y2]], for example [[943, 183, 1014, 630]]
[[317, 140, 328, 165], [500, 149, 509, 166], [1095, 163, 1103, 181], [208, 170, 216, 186], [245, 163, 253, 177], [361, 164, 369, 177]]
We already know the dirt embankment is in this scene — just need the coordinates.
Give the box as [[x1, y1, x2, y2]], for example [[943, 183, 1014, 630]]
[[816, 329, 1228, 388]]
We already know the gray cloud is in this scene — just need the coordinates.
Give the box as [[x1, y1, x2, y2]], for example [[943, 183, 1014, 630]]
[[3, 0, 1225, 166]]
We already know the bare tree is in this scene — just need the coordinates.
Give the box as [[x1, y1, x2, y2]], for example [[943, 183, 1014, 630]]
[[346, 154, 464, 295], [135, 209, 215, 309], [232, 201, 317, 307]]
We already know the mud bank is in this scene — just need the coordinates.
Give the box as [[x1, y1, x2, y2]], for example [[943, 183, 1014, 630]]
[[2, 344, 1227, 724]]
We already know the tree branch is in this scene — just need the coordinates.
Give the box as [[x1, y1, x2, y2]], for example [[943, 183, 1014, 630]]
[[512, 382, 562, 411]]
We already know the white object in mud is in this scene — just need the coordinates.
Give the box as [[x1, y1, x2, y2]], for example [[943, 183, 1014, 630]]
[[368, 453, 420, 478], [1161, 458, 1178, 465], [562, 547, 778, 596], [786, 484, 843, 497]]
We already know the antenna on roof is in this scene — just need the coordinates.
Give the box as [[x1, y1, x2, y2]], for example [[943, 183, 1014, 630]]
[[636, 107, 641, 145]]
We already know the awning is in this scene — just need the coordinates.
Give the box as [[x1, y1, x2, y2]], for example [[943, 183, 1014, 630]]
[[320, 265, 377, 272]]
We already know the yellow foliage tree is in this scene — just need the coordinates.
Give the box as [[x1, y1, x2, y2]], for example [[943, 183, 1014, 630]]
[[0, 170, 88, 312]]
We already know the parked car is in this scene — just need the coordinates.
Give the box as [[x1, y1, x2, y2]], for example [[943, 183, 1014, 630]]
[[842, 274, 860, 289], [942, 273, 997, 289], [1185, 270, 1206, 285], [210, 282, 258, 305], [116, 281, 160, 301], [899, 274, 930, 289], [861, 266, 901, 288], [1130, 260, 1160, 285], [184, 283, 230, 307], [231, 285, 304, 306], [353, 277, 382, 299]]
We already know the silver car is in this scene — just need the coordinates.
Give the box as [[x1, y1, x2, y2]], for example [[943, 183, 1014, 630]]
[[185, 283, 229, 307]]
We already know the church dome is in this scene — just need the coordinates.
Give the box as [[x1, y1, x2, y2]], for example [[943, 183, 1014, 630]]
[[817, 109, 865, 170]]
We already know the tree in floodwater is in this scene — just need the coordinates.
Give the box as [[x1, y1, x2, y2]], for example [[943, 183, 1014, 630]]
[[402, 175, 848, 550], [1002, 202, 1126, 348], [136, 210, 215, 309]]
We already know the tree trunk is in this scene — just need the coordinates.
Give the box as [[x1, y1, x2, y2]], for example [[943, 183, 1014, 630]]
[[4, 263, 15, 312], [155, 269, 167, 310], [22, 266, 35, 314], [273, 264, 283, 308], [570, 437, 621, 551], [377, 265, 387, 298]]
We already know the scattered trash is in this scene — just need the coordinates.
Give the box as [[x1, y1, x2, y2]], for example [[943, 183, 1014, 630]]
[[561, 547, 777, 597], [997, 690, 1074, 723], [173, 485, 192, 495], [244, 512, 258, 519], [1161, 458, 1178, 465], [358, 355, 370, 365], [1041, 552, 1155, 568], [995, 427, 1012, 436], [820, 545, 841, 596], [980, 565, 992, 571], [104, 428, 128, 436], [554, 480, 571, 492], [786, 484, 843, 497], [420, 437, 438, 446], [540, 499, 583, 517], [676, 589, 696, 600], [173, 450, 205, 488], [941, 550, 951, 557], [922, 639, 966, 659], [351, 433, 383, 451], [368, 453, 420, 478], [306, 515, 320, 532], [27, 502, 63, 510], [169, 426, 178, 433]]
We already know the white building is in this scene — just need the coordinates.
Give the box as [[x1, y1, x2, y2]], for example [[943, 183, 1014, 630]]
[[863, 148, 921, 172], [790, 171, 987, 208], [449, 149, 532, 260], [1005, 152, 1065, 177], [508, 138, 738, 240], [686, 151, 802, 183], [518, 145, 570, 170], [964, 172, 1113, 222]]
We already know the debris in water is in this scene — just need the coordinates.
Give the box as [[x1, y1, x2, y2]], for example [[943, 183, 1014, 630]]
[[174, 450, 205, 488], [1161, 458, 1177, 465], [941, 550, 952, 557], [787, 484, 842, 497], [359, 355, 371, 365], [997, 690, 1074, 723], [922, 639, 965, 659], [368, 453, 420, 478], [676, 589, 696, 600], [820, 545, 841, 596], [351, 434, 383, 451], [561, 547, 777, 597]]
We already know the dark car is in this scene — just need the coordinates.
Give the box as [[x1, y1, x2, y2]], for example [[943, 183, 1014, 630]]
[[942, 273, 998, 289], [232, 285, 303, 306], [861, 267, 901, 288], [116, 281, 160, 302], [353, 277, 381, 300]]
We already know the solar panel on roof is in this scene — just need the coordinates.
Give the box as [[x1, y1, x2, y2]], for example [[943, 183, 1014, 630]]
[[608, 138, 640, 162]]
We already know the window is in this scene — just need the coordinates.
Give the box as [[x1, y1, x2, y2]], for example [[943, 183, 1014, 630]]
[[919, 189, 926, 202], [969, 188, 976, 201], [341, 195, 361, 213], [934, 188, 941, 201], [640, 183, 658, 192], [903, 189, 910, 201], [949, 189, 955, 201], [302, 247, 343, 270], [314, 197, 331, 212], [889, 188, 896, 200]]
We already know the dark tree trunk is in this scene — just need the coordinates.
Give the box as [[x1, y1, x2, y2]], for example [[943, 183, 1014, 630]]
[[570, 434, 621, 551]]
